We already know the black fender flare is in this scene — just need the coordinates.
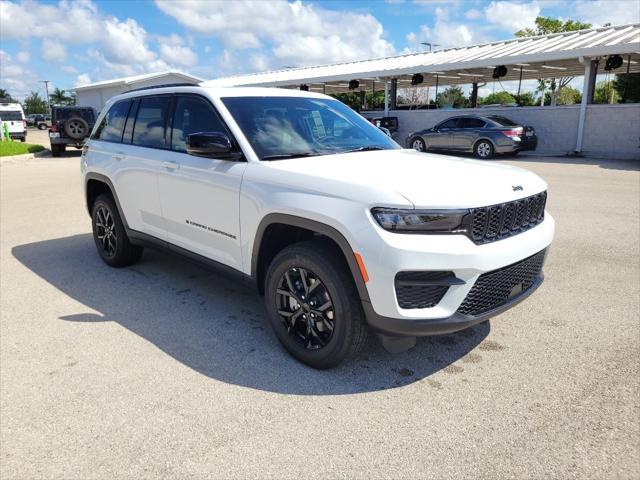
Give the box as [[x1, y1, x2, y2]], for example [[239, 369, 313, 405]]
[[251, 213, 371, 303], [84, 173, 130, 229]]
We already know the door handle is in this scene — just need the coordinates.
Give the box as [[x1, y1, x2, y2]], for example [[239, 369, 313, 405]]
[[162, 161, 179, 170], [112, 152, 124, 161]]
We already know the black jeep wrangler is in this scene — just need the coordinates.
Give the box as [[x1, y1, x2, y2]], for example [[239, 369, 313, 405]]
[[49, 106, 96, 157]]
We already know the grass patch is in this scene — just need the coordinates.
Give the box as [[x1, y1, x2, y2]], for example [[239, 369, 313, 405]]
[[0, 142, 45, 157]]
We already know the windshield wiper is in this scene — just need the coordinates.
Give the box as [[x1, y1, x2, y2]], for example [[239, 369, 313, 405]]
[[342, 146, 387, 153], [261, 152, 324, 161]]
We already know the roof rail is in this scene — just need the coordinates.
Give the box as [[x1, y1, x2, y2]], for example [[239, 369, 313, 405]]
[[123, 82, 200, 94]]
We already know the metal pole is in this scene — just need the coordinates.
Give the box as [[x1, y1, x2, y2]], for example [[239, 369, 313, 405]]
[[516, 66, 523, 103], [384, 80, 389, 116], [434, 74, 439, 108], [40, 80, 50, 114], [622, 55, 631, 103], [576, 58, 592, 153]]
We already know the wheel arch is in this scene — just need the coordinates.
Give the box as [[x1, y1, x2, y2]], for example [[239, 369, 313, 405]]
[[85, 173, 129, 229], [251, 213, 370, 303]]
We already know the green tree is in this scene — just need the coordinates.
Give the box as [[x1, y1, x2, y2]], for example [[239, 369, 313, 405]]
[[516, 92, 537, 106], [50, 88, 73, 106], [515, 16, 592, 37], [613, 73, 640, 103], [516, 17, 592, 106], [0, 88, 12, 100], [594, 80, 620, 104], [479, 91, 516, 105], [436, 86, 468, 108], [23, 91, 48, 114], [544, 85, 581, 105]]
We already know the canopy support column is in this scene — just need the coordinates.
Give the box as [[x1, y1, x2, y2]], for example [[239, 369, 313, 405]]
[[384, 80, 389, 116], [576, 57, 597, 153]]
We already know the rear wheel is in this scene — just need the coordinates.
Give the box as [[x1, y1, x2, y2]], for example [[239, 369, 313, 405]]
[[474, 140, 494, 159], [411, 137, 426, 152], [91, 194, 143, 267], [264, 240, 369, 369]]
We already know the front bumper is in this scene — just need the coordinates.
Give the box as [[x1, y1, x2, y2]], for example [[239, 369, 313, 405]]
[[363, 274, 543, 336], [357, 213, 554, 331]]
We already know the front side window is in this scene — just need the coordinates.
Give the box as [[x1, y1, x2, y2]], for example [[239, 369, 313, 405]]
[[171, 96, 228, 153], [438, 118, 459, 129], [94, 100, 131, 142], [222, 96, 398, 160], [132, 96, 171, 149]]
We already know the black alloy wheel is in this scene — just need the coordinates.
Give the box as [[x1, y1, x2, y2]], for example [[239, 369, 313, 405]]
[[94, 205, 117, 258], [275, 267, 335, 350]]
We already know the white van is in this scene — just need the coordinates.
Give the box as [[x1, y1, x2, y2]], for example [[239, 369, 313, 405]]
[[0, 101, 27, 142]]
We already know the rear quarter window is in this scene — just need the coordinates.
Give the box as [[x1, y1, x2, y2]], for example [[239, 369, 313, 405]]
[[92, 100, 132, 142]]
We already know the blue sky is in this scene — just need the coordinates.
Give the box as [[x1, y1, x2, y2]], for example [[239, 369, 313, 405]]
[[1, 0, 638, 100]]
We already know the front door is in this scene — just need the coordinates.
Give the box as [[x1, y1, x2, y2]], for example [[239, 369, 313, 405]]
[[157, 94, 247, 271], [427, 118, 459, 149]]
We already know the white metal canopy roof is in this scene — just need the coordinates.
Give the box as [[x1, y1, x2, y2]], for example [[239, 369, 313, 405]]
[[74, 71, 204, 92], [203, 23, 640, 92]]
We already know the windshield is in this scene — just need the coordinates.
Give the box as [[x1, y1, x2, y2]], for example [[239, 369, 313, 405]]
[[222, 96, 399, 160], [0, 111, 23, 121], [487, 115, 518, 127]]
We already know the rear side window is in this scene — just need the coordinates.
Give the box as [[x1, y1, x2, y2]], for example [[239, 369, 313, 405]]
[[171, 96, 228, 153], [93, 101, 131, 142], [460, 118, 485, 128], [132, 96, 171, 149]]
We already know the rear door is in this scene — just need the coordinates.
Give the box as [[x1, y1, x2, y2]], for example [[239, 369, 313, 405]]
[[456, 117, 486, 150], [89, 97, 166, 240], [157, 94, 247, 270]]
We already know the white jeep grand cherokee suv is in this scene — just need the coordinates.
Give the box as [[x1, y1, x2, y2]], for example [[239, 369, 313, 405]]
[[81, 85, 554, 369]]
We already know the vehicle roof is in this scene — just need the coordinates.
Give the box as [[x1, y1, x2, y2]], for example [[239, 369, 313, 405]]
[[437, 114, 515, 123], [0, 103, 24, 110], [107, 85, 331, 107]]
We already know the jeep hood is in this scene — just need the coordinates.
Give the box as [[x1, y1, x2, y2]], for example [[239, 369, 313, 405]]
[[267, 149, 547, 208]]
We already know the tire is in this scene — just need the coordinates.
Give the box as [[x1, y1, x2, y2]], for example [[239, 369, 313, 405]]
[[264, 240, 369, 369], [411, 136, 426, 152], [474, 139, 494, 159], [20, 136, 26, 143], [51, 144, 65, 157], [38, 123, 47, 130], [64, 116, 89, 140], [91, 193, 143, 267]]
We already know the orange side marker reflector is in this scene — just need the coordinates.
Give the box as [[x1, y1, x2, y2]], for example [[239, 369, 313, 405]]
[[354, 253, 369, 283]]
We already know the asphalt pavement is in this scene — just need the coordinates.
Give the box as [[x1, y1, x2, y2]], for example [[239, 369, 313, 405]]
[[1, 152, 638, 479]]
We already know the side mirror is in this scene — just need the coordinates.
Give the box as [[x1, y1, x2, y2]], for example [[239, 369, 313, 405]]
[[186, 132, 243, 160]]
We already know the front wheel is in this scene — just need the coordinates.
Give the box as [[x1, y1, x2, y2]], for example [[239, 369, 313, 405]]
[[411, 137, 426, 152], [474, 140, 494, 159], [264, 240, 369, 369]]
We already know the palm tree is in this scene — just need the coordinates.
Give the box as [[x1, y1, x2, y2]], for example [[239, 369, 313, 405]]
[[50, 88, 72, 106], [0, 88, 12, 100]]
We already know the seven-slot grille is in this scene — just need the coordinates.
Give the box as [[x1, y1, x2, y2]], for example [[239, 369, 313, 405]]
[[457, 249, 546, 316], [470, 191, 546, 244]]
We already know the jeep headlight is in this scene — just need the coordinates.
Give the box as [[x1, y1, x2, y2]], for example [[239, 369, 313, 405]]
[[371, 208, 469, 233]]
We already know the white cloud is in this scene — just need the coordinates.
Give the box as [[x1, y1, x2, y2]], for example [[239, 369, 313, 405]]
[[405, 20, 490, 51], [484, 1, 540, 32], [16, 51, 30, 63], [75, 73, 92, 87], [61, 65, 78, 74], [155, 0, 395, 68], [0, 50, 39, 99], [465, 8, 482, 20], [41, 41, 66, 62], [573, 0, 640, 26]]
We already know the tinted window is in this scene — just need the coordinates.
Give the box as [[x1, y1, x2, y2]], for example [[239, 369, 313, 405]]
[[222, 96, 398, 160], [171, 96, 228, 153], [487, 115, 518, 126], [460, 118, 485, 128], [94, 101, 131, 142], [132, 96, 171, 149], [0, 111, 23, 121], [438, 118, 459, 129], [54, 108, 96, 123]]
